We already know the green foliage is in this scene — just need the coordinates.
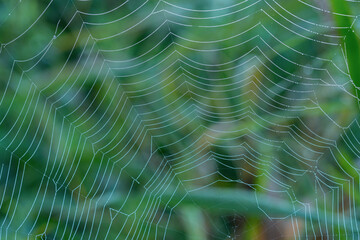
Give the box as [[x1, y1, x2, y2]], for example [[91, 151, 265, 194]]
[[0, 0, 360, 239]]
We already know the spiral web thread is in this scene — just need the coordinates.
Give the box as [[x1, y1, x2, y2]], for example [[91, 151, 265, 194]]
[[0, 0, 360, 239]]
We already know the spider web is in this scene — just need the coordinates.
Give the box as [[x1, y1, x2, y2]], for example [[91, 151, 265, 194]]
[[0, 0, 360, 239]]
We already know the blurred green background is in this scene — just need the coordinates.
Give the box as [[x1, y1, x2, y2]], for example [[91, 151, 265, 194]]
[[1, 0, 360, 239]]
